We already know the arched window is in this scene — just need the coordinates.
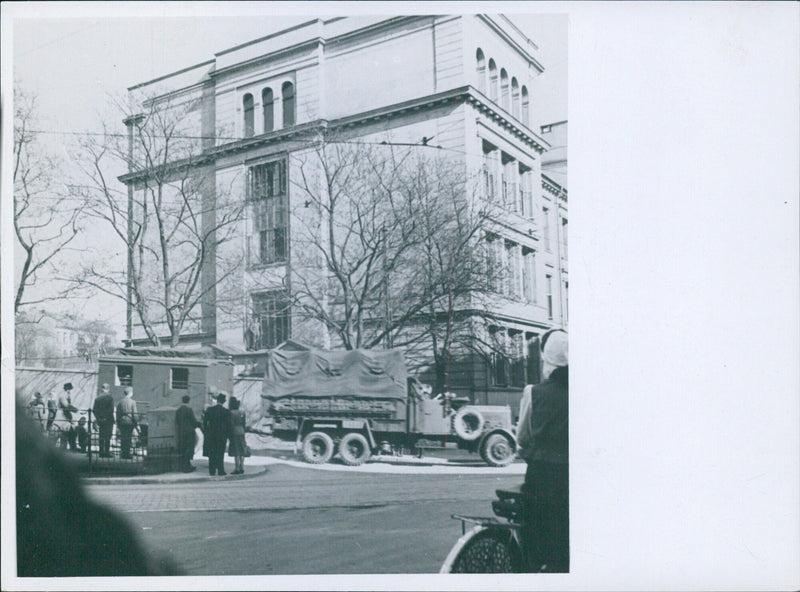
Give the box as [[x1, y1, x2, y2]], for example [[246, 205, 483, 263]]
[[488, 59, 498, 102], [262, 88, 274, 133], [476, 49, 486, 93], [511, 78, 520, 119], [243, 93, 254, 138], [521, 86, 530, 126], [500, 69, 509, 112], [282, 81, 295, 127]]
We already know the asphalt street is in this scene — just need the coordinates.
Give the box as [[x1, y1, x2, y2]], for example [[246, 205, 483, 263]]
[[85, 461, 523, 574]]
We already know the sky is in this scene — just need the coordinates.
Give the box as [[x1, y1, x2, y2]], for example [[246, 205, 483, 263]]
[[7, 6, 566, 336]]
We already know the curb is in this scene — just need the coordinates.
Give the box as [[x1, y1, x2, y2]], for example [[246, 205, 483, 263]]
[[82, 464, 269, 485]]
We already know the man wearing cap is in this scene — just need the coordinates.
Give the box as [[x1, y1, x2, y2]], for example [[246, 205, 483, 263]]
[[202, 393, 232, 476], [175, 395, 201, 473], [517, 329, 569, 573], [93, 383, 115, 458], [116, 387, 138, 459], [58, 383, 79, 451]]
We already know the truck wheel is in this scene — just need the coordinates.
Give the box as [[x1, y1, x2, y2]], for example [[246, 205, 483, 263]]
[[453, 407, 485, 441], [338, 432, 372, 466], [301, 431, 334, 464], [480, 433, 515, 467]]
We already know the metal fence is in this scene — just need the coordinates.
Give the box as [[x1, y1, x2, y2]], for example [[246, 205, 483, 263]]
[[24, 403, 179, 475]]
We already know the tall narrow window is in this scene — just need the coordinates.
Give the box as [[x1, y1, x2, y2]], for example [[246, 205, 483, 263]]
[[511, 77, 520, 119], [488, 59, 498, 102], [249, 161, 288, 265], [482, 141, 497, 201], [476, 49, 486, 93], [243, 93, 254, 138], [521, 86, 530, 126], [519, 164, 531, 215], [546, 274, 553, 319], [250, 291, 291, 350], [500, 69, 509, 111], [561, 218, 568, 258], [563, 281, 569, 324], [505, 241, 521, 299], [262, 88, 274, 133], [543, 206, 551, 251], [282, 81, 295, 127], [522, 247, 537, 303]]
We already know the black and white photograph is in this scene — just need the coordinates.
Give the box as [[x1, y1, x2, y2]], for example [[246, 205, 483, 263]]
[[2, 2, 798, 591]]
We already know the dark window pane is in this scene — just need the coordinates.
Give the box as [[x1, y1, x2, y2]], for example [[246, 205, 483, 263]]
[[171, 367, 189, 390], [282, 82, 295, 127]]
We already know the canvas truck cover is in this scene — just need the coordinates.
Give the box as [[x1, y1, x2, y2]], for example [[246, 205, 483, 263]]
[[262, 348, 408, 421]]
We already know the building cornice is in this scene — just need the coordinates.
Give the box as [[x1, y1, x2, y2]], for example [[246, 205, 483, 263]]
[[119, 86, 551, 184], [542, 173, 568, 202], [476, 14, 545, 73]]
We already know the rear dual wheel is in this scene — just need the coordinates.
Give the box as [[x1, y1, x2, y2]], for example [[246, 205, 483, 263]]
[[338, 432, 372, 466]]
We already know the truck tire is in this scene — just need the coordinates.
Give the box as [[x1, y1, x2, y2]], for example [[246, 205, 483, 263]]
[[301, 431, 334, 464], [338, 432, 372, 466], [453, 407, 485, 441], [480, 433, 515, 467]]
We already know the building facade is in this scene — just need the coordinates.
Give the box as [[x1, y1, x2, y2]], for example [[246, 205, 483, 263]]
[[121, 15, 567, 406]]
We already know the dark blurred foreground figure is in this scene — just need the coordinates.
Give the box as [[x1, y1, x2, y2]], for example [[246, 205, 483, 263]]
[[517, 329, 569, 573], [16, 402, 181, 576]]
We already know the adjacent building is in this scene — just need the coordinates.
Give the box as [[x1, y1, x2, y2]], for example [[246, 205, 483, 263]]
[[121, 15, 567, 406]]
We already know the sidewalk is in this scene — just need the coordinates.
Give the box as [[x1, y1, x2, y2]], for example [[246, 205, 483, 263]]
[[82, 450, 525, 484], [82, 457, 269, 485]]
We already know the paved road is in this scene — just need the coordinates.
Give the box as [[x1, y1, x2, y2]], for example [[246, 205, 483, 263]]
[[85, 462, 522, 574]]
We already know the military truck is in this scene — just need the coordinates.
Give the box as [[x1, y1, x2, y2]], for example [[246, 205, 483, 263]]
[[262, 347, 517, 467]]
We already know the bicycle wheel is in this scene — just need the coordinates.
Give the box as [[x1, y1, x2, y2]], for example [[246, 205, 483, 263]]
[[441, 526, 523, 573]]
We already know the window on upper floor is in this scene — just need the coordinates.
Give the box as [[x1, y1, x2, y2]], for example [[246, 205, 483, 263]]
[[542, 206, 551, 251], [522, 247, 537, 304], [511, 78, 520, 119], [488, 59, 498, 102], [262, 88, 274, 133], [521, 86, 530, 126], [282, 81, 295, 127], [500, 69, 509, 112], [519, 164, 533, 217], [249, 291, 291, 350], [243, 93, 255, 138], [248, 160, 288, 266], [561, 218, 568, 258], [546, 274, 554, 319], [501, 152, 517, 212], [482, 140, 498, 201], [476, 49, 486, 93]]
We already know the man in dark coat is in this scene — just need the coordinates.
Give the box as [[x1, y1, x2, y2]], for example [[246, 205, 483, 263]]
[[92, 383, 115, 457], [517, 329, 569, 573], [175, 395, 200, 473], [202, 393, 231, 476]]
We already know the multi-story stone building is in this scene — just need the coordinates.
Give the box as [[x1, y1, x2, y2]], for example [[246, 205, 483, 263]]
[[121, 15, 567, 406]]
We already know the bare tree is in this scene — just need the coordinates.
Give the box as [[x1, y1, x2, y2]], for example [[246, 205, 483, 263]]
[[286, 135, 500, 389], [70, 93, 245, 347], [13, 88, 83, 313]]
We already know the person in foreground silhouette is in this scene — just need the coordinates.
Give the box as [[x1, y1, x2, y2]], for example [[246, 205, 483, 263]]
[[16, 400, 181, 576]]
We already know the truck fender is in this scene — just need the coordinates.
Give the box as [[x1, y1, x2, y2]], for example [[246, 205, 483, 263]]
[[477, 428, 517, 452]]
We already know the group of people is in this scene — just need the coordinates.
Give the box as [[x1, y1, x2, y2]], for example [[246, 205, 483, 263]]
[[175, 392, 248, 476], [26, 382, 141, 459]]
